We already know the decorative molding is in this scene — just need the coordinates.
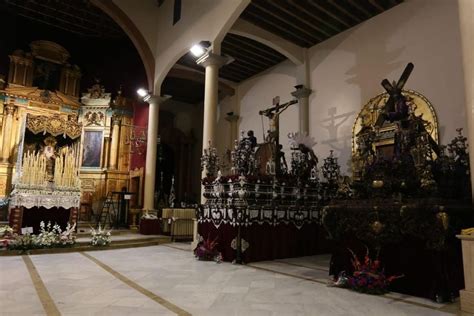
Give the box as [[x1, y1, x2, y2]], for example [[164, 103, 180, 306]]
[[197, 52, 233, 68], [27, 113, 82, 139], [83, 110, 105, 126], [291, 86, 312, 99]]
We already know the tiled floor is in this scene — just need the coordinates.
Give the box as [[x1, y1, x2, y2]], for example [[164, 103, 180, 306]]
[[0, 244, 463, 315]]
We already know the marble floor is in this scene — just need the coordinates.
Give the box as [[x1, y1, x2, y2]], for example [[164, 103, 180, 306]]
[[0, 243, 465, 316]]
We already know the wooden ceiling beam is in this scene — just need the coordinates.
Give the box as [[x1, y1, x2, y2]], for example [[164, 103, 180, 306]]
[[225, 34, 285, 60], [220, 74, 244, 83], [221, 64, 255, 78], [368, 0, 386, 12], [250, 2, 322, 44], [306, 0, 351, 28], [35, 2, 115, 34], [221, 51, 270, 72], [8, 2, 100, 35], [227, 60, 266, 74], [243, 10, 314, 47], [327, 0, 362, 23], [222, 41, 279, 66], [266, 1, 334, 38], [348, 0, 373, 18], [288, 0, 341, 34], [16, 13, 88, 36], [220, 68, 249, 80]]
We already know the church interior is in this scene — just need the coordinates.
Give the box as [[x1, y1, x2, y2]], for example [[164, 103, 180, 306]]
[[1, 0, 474, 315]]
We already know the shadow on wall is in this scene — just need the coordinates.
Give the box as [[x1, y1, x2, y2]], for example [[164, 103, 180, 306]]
[[344, 3, 419, 105], [319, 107, 355, 174]]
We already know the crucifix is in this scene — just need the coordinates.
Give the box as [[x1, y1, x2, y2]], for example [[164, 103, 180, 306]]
[[259, 96, 297, 175]]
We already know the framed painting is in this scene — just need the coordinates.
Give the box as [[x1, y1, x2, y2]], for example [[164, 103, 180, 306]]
[[82, 130, 102, 168]]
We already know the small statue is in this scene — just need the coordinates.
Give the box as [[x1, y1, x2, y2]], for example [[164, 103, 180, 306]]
[[169, 176, 176, 208], [247, 130, 257, 149], [42, 136, 57, 181]]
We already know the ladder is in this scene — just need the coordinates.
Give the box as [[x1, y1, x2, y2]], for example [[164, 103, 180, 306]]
[[96, 192, 117, 229]]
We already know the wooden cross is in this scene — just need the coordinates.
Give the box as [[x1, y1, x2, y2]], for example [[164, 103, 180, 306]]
[[375, 62, 414, 127]]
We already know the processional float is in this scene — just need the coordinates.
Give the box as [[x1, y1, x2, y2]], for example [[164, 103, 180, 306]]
[[9, 114, 82, 233]]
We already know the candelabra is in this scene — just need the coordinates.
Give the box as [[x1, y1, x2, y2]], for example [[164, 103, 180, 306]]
[[125, 125, 147, 155], [201, 141, 220, 178], [230, 131, 256, 176], [321, 150, 340, 184]]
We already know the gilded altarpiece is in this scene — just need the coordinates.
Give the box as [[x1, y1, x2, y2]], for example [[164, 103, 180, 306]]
[[79, 83, 132, 208], [0, 41, 134, 226]]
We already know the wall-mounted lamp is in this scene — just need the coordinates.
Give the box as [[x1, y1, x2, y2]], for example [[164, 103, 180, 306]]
[[190, 44, 206, 57], [136, 88, 151, 102]]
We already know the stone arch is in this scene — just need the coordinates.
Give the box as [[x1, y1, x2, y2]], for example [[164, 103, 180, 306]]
[[91, 0, 155, 92]]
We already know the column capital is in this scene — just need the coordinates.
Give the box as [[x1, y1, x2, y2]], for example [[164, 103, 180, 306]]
[[291, 86, 312, 99], [4, 103, 16, 116], [225, 113, 240, 123], [111, 114, 122, 126], [146, 95, 170, 105], [197, 52, 233, 68]]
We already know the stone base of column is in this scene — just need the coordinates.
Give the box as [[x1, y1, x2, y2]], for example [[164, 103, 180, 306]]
[[190, 218, 199, 251], [460, 290, 474, 313]]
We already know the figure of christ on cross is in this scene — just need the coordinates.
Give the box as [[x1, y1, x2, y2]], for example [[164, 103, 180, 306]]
[[259, 96, 298, 175]]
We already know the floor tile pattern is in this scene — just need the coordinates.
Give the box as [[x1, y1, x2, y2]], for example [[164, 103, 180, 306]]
[[0, 244, 461, 315]]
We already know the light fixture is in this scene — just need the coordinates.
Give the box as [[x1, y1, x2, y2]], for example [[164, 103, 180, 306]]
[[190, 44, 205, 57], [136, 88, 151, 102], [137, 88, 148, 97]]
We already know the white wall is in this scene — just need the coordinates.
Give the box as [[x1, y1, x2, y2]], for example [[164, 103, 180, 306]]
[[236, 0, 466, 175], [309, 0, 466, 173]]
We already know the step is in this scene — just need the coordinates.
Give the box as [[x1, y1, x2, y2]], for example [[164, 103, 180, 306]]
[[0, 235, 172, 256], [75, 235, 169, 246], [76, 227, 136, 237]]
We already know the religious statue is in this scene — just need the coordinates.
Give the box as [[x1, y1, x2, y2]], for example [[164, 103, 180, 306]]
[[375, 63, 414, 127], [259, 96, 297, 175], [247, 130, 257, 149], [260, 97, 297, 144], [42, 136, 58, 181]]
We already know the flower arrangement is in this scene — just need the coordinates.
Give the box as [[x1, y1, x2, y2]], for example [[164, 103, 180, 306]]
[[141, 212, 158, 220], [7, 233, 40, 251], [0, 225, 13, 237], [345, 248, 403, 295], [7, 221, 76, 251], [193, 235, 222, 262], [90, 224, 112, 246]]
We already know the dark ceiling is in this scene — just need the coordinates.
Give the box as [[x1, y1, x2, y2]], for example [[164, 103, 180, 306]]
[[1, 0, 405, 102], [0, 0, 124, 38], [177, 0, 404, 83], [241, 0, 404, 48]]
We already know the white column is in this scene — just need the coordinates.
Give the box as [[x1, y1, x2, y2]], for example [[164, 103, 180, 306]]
[[458, 0, 474, 200], [291, 85, 312, 135], [225, 114, 239, 149], [192, 52, 232, 249], [197, 52, 232, 150], [109, 115, 121, 170], [2, 104, 16, 162], [143, 95, 169, 212]]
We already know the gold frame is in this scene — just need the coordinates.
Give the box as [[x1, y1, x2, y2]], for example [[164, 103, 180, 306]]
[[352, 89, 439, 155]]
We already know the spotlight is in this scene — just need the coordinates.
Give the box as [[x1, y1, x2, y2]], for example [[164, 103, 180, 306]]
[[137, 88, 148, 98], [136, 88, 152, 102], [190, 44, 205, 57]]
